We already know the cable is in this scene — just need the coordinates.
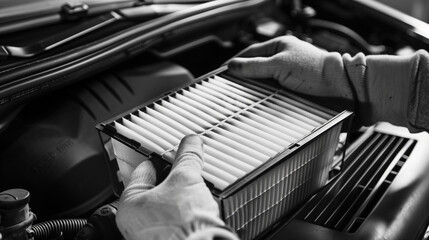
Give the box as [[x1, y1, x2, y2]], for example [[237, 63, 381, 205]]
[[30, 219, 87, 240], [74, 200, 121, 240], [308, 19, 386, 54]]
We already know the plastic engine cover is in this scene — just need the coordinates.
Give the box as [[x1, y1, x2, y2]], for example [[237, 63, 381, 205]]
[[0, 60, 194, 221]]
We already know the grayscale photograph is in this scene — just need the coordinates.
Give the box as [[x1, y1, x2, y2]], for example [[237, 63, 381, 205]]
[[0, 1, 428, 240]]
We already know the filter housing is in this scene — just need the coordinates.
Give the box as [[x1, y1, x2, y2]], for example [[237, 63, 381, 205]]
[[97, 68, 353, 240]]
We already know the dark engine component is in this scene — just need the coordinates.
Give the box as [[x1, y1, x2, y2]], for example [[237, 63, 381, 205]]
[[30, 219, 87, 240], [0, 189, 35, 240], [0, 60, 194, 221]]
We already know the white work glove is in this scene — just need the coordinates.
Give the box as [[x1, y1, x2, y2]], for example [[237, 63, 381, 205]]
[[228, 35, 429, 133], [116, 135, 239, 240], [228, 35, 354, 100]]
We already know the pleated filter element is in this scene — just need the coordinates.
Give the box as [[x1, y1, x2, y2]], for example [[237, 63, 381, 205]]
[[98, 70, 353, 240]]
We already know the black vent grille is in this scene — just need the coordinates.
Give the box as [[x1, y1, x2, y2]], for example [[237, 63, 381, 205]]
[[298, 132, 416, 233]]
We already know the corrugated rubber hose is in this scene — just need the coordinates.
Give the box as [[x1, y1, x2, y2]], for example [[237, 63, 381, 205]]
[[30, 219, 87, 240]]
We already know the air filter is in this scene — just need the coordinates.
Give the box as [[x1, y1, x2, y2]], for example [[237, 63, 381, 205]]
[[97, 68, 353, 240]]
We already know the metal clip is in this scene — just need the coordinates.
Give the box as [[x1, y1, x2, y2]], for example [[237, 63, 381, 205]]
[[134, 0, 154, 6], [61, 2, 89, 20]]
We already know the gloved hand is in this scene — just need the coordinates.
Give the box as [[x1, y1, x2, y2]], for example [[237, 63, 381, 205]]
[[228, 35, 429, 133], [116, 135, 239, 240], [228, 35, 354, 100]]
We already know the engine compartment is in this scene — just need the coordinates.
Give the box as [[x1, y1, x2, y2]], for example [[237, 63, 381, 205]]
[[1, 0, 429, 239]]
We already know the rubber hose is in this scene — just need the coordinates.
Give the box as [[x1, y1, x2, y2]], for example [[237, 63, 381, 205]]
[[31, 219, 87, 240]]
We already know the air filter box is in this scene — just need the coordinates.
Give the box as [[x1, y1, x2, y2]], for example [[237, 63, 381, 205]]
[[97, 67, 353, 240]]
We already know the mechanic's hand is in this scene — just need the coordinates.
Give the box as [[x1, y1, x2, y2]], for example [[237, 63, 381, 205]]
[[116, 135, 239, 240], [228, 35, 347, 98]]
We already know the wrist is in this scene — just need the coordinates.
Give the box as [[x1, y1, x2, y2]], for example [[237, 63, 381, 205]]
[[187, 225, 239, 240], [185, 212, 239, 240]]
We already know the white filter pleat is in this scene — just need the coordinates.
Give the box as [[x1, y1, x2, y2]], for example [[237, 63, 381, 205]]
[[258, 102, 315, 130], [202, 135, 261, 168], [202, 80, 256, 105], [201, 171, 229, 190], [161, 100, 212, 129], [188, 86, 241, 112], [168, 96, 219, 124], [122, 118, 174, 151], [114, 121, 164, 154], [221, 123, 283, 152], [145, 107, 194, 135], [209, 76, 264, 102], [210, 75, 268, 99], [137, 110, 184, 140], [274, 94, 332, 121], [275, 176, 282, 220], [161, 150, 239, 188], [204, 145, 254, 173], [285, 160, 292, 212], [265, 98, 323, 126], [239, 193, 245, 227], [291, 157, 298, 207], [214, 128, 277, 157], [130, 114, 180, 146], [206, 131, 268, 162], [243, 109, 303, 139], [182, 89, 233, 116], [256, 183, 263, 222], [193, 84, 246, 110], [279, 167, 286, 216], [236, 113, 296, 144], [203, 160, 238, 184], [249, 108, 307, 138], [227, 119, 287, 149], [252, 187, 258, 238], [153, 103, 204, 133], [261, 180, 268, 229], [175, 92, 227, 120], [161, 150, 175, 163], [272, 173, 280, 221], [244, 194, 249, 233], [204, 154, 243, 180], [269, 175, 275, 227], [231, 198, 237, 228]]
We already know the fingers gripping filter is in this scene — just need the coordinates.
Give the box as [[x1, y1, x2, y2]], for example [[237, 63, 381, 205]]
[[97, 68, 353, 240]]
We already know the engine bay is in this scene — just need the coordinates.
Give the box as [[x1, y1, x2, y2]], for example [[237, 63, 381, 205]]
[[1, 0, 429, 239]]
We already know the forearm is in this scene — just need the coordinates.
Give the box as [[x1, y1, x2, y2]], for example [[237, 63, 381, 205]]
[[187, 225, 239, 240], [405, 50, 429, 131], [228, 36, 429, 132], [319, 50, 429, 132], [341, 50, 429, 132]]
